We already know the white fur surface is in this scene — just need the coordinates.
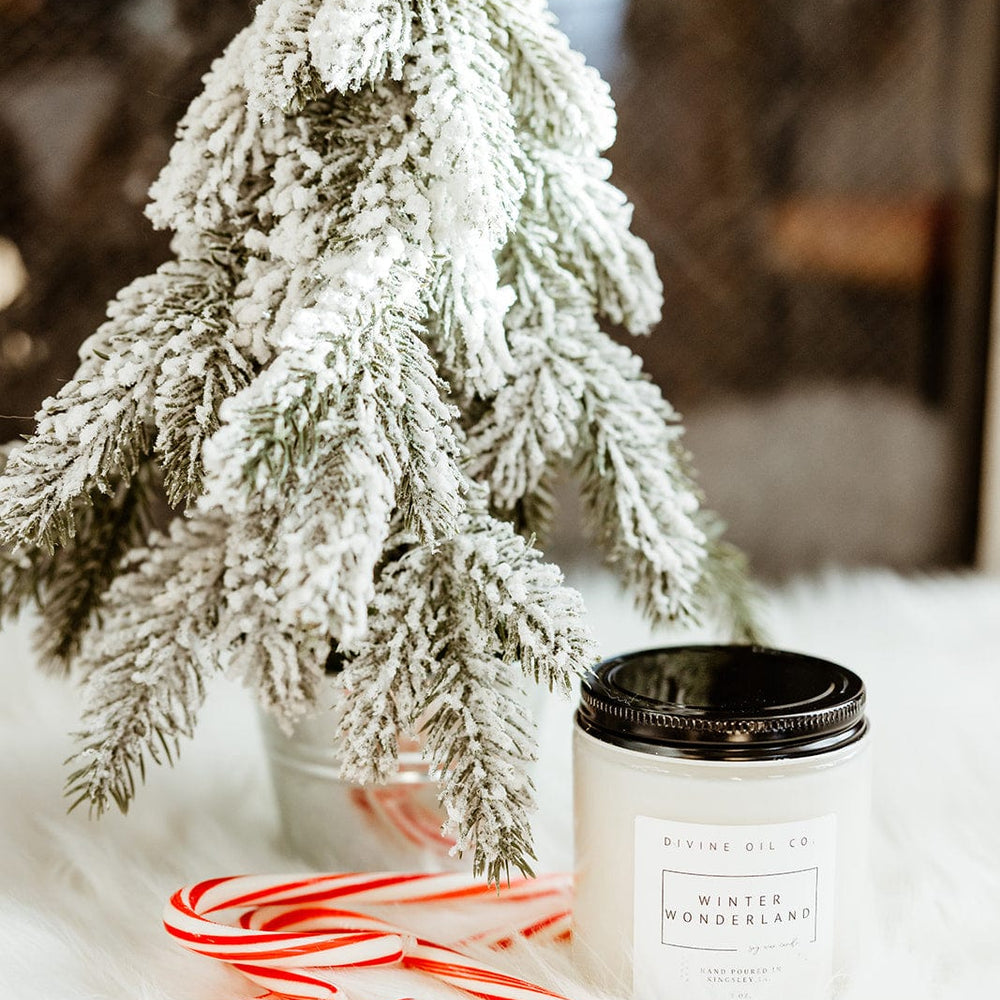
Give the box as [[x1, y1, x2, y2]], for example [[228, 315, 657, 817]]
[[1, 568, 999, 999]]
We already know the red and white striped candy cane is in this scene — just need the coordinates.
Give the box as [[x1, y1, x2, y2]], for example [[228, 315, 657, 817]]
[[163, 872, 574, 1000]]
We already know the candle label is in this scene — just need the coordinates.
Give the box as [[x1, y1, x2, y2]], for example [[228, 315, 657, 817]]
[[633, 815, 836, 1000]]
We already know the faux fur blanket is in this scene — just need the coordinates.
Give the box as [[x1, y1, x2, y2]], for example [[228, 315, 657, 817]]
[[1, 568, 998, 999]]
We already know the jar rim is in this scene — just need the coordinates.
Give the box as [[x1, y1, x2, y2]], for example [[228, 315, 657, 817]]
[[576, 645, 868, 761]]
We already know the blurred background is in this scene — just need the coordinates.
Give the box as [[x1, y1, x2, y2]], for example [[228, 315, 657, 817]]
[[1, 0, 998, 578]]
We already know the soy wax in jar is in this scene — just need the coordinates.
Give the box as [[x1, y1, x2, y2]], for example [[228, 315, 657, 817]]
[[572, 646, 872, 1000]]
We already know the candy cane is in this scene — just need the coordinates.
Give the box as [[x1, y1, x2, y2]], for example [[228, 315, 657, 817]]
[[164, 872, 574, 1000]]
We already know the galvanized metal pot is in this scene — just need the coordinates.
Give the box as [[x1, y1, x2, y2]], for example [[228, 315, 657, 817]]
[[260, 681, 465, 873]]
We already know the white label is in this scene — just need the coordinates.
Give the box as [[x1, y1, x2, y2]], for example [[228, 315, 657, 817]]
[[633, 815, 836, 1000]]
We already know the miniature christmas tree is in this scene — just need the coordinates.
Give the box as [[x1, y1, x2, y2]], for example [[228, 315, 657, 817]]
[[0, 0, 753, 882]]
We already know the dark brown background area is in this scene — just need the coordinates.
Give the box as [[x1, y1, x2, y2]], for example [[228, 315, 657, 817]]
[[1, 0, 998, 575], [554, 0, 998, 573], [0, 0, 255, 439]]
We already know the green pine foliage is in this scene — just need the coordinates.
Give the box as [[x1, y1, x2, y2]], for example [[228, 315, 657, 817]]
[[65, 514, 229, 816], [35, 465, 157, 671], [0, 0, 757, 882]]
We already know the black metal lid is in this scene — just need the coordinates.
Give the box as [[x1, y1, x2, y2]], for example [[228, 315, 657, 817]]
[[576, 645, 868, 761]]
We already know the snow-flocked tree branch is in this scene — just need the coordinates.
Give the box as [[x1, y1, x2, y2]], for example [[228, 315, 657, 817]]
[[0, 0, 756, 882]]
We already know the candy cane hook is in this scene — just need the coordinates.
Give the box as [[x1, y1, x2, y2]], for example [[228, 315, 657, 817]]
[[164, 871, 575, 1000]]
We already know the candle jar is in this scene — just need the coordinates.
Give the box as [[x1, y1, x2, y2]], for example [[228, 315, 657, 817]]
[[573, 646, 871, 1000]]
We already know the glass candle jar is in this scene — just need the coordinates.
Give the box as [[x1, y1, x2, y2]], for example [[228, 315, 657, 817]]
[[573, 646, 871, 1000]]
